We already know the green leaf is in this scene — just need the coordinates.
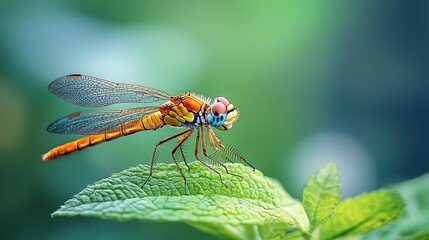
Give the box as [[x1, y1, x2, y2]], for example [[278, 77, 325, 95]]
[[320, 190, 404, 240], [359, 173, 429, 240], [272, 178, 309, 233], [53, 162, 299, 240], [302, 162, 341, 232], [188, 179, 311, 240]]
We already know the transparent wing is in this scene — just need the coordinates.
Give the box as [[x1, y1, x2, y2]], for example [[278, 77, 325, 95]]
[[48, 74, 172, 107], [47, 106, 159, 135]]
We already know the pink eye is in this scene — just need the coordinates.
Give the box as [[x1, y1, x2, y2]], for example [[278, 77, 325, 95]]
[[216, 97, 230, 106], [211, 102, 226, 116]]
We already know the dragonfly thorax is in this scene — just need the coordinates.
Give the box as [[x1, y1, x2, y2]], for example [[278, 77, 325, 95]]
[[207, 97, 239, 131]]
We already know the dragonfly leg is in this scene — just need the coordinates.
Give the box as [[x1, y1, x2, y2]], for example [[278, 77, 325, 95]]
[[206, 125, 255, 170], [171, 129, 193, 194], [201, 127, 242, 180], [178, 146, 190, 172], [141, 130, 192, 189], [206, 126, 233, 163], [194, 127, 227, 187]]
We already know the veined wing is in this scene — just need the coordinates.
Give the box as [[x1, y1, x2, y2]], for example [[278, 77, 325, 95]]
[[47, 106, 159, 135], [48, 74, 172, 107]]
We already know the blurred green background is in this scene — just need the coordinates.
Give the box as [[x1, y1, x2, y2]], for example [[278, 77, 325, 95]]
[[1, 1, 428, 239]]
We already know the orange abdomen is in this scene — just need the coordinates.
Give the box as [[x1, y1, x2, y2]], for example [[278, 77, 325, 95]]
[[42, 112, 164, 161]]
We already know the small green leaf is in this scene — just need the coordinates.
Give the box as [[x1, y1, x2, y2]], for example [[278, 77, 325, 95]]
[[302, 162, 341, 232], [53, 162, 298, 240], [320, 190, 404, 240], [359, 173, 429, 240]]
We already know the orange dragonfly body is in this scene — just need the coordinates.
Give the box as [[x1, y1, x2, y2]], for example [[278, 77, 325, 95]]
[[43, 74, 253, 193]]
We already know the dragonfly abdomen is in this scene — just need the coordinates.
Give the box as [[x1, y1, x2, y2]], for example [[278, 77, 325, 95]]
[[42, 134, 114, 161], [141, 111, 165, 130], [42, 112, 165, 161]]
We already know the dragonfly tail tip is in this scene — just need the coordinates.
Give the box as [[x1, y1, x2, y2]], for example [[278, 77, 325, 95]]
[[42, 152, 53, 161]]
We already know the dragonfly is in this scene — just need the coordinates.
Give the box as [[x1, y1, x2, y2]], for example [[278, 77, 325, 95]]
[[42, 74, 254, 193]]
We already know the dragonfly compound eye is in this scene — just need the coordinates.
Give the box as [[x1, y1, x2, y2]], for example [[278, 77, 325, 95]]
[[211, 102, 227, 116], [208, 102, 227, 127], [215, 96, 230, 106]]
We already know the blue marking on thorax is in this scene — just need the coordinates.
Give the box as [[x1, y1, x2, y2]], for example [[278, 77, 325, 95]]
[[207, 113, 226, 127], [184, 112, 203, 127]]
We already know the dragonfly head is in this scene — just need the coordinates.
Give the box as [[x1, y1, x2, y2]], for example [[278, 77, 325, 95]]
[[207, 97, 239, 131]]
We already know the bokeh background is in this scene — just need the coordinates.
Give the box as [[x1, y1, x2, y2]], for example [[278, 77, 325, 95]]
[[1, 1, 428, 239]]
